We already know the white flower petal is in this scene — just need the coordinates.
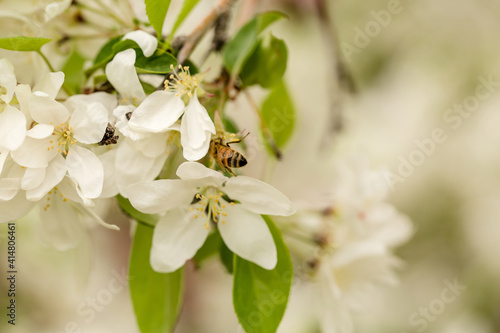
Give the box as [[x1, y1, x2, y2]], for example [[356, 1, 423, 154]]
[[29, 91, 69, 125], [0, 191, 34, 223], [21, 167, 46, 190], [127, 179, 196, 214], [224, 176, 296, 216], [26, 154, 66, 201], [180, 94, 215, 161], [123, 30, 158, 57], [0, 149, 8, 174], [26, 124, 54, 139], [151, 207, 210, 273], [66, 146, 103, 199], [0, 178, 21, 201], [70, 102, 108, 144], [127, 132, 168, 158], [44, 0, 71, 22], [14, 84, 31, 117], [105, 49, 146, 101], [99, 149, 118, 198], [65, 92, 117, 118], [176, 161, 226, 185], [32, 72, 64, 99], [38, 196, 83, 250], [0, 105, 26, 151], [318, 263, 354, 333], [0, 58, 16, 103], [181, 130, 211, 162], [218, 201, 277, 270], [11, 136, 58, 168], [75, 203, 119, 230], [129, 91, 185, 133], [57, 176, 91, 207], [114, 141, 157, 196]]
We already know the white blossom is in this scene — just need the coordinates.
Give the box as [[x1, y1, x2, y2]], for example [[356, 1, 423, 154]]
[[127, 162, 296, 272]]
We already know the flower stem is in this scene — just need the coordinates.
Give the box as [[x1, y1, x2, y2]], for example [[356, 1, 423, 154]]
[[36, 51, 72, 96]]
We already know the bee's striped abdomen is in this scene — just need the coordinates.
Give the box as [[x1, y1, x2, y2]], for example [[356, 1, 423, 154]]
[[227, 151, 247, 168]]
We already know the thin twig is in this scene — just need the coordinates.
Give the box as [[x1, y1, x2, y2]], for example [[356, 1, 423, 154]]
[[177, 0, 237, 65], [243, 90, 282, 160], [315, 0, 357, 149]]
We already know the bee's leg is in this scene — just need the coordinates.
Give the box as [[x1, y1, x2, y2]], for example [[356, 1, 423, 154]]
[[226, 132, 250, 145], [226, 166, 236, 177], [215, 159, 226, 172]]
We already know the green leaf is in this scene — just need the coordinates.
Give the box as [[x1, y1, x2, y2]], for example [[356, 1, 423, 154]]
[[0, 36, 51, 52], [170, 0, 201, 39], [223, 11, 286, 77], [261, 81, 296, 148], [145, 0, 172, 38], [233, 216, 293, 333], [62, 50, 86, 94], [117, 195, 159, 226], [240, 34, 287, 88], [130, 223, 184, 333], [94, 35, 123, 64], [220, 241, 234, 274], [193, 231, 222, 267], [135, 51, 177, 74], [140, 80, 158, 94]]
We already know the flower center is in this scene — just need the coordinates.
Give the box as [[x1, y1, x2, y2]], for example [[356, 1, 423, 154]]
[[164, 64, 202, 98], [42, 186, 69, 212], [49, 122, 77, 156], [191, 187, 234, 229]]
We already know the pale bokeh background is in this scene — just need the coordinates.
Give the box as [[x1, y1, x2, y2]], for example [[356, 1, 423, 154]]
[[1, 0, 500, 332]]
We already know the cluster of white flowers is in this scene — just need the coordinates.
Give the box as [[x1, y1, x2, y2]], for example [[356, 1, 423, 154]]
[[0, 30, 297, 267], [281, 156, 413, 332]]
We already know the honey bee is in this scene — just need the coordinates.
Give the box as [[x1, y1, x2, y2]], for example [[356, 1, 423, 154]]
[[210, 133, 249, 176]]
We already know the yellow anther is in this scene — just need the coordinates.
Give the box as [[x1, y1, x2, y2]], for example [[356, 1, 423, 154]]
[[230, 202, 235, 206]]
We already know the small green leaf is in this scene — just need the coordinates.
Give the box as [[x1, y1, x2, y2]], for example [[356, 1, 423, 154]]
[[233, 216, 293, 333], [117, 195, 159, 226], [130, 223, 184, 333], [220, 241, 234, 274], [140, 80, 158, 94], [0, 36, 51, 52], [193, 231, 222, 267], [240, 34, 288, 88], [261, 81, 296, 148], [94, 35, 123, 64], [169, 0, 201, 39], [62, 50, 86, 94], [223, 12, 286, 77], [135, 51, 177, 74], [145, 0, 172, 38]]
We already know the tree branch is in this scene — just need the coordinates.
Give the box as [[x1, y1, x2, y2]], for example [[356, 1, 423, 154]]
[[177, 0, 237, 65]]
